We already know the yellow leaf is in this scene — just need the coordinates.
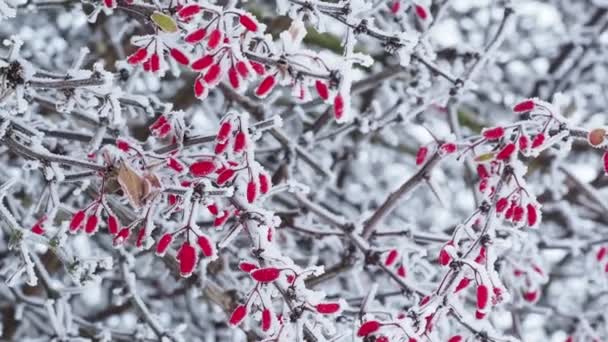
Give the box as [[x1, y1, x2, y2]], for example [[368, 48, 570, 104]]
[[151, 11, 178, 33], [475, 152, 495, 162]]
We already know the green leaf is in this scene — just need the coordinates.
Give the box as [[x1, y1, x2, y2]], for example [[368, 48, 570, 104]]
[[151, 11, 178, 33]]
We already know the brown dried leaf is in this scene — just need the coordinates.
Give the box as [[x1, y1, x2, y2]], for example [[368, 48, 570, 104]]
[[117, 161, 145, 208]]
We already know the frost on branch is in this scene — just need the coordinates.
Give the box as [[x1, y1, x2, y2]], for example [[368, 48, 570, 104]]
[[2, 0, 608, 341]]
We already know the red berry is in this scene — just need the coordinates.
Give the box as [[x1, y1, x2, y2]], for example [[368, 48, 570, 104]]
[[597, 246, 607, 261], [107, 215, 119, 235], [235, 61, 250, 78], [177, 242, 197, 277], [416, 146, 428, 165], [197, 234, 214, 257], [251, 267, 281, 282], [239, 14, 258, 32], [156, 233, 173, 256], [234, 131, 246, 152], [259, 173, 270, 194], [170, 48, 189, 65], [246, 180, 257, 203], [127, 48, 148, 64], [357, 320, 381, 337], [261, 308, 272, 331], [185, 28, 207, 43], [334, 93, 345, 120], [256, 75, 276, 97], [207, 29, 222, 49], [228, 67, 240, 89], [496, 143, 516, 160], [192, 55, 214, 71], [477, 284, 489, 309], [315, 80, 329, 100], [239, 262, 258, 272], [482, 127, 505, 140], [190, 160, 216, 177], [85, 214, 98, 235], [217, 169, 235, 185], [531, 134, 545, 148], [415, 4, 428, 20], [229, 305, 247, 325], [203, 63, 222, 84], [69, 210, 86, 232], [454, 277, 471, 293], [177, 4, 200, 19], [315, 302, 341, 314], [385, 249, 399, 266], [397, 265, 406, 277], [116, 139, 130, 152], [526, 203, 538, 226], [513, 100, 535, 113], [250, 61, 265, 75]]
